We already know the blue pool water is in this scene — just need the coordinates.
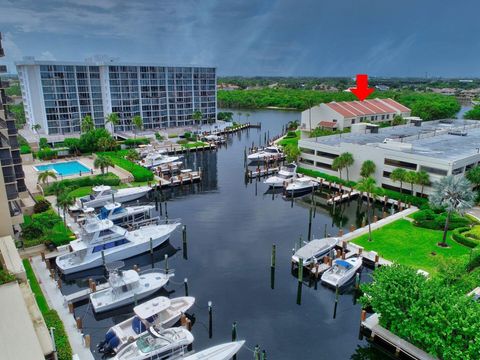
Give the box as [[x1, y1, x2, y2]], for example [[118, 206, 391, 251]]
[[35, 161, 91, 176]]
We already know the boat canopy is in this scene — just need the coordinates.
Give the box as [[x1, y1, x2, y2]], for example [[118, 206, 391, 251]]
[[335, 259, 353, 269], [134, 297, 171, 319], [295, 238, 338, 259]]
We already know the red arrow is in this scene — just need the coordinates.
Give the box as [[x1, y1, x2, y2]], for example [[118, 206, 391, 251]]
[[350, 74, 374, 101]]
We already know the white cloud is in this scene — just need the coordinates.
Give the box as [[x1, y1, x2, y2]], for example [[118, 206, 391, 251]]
[[38, 50, 56, 61]]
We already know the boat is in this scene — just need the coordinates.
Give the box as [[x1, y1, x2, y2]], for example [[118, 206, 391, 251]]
[[183, 341, 245, 360], [247, 146, 284, 161], [264, 163, 297, 188], [70, 185, 151, 210], [113, 326, 193, 360], [291, 237, 338, 266], [97, 202, 156, 226], [90, 264, 174, 313], [136, 145, 166, 158], [140, 151, 183, 169], [55, 216, 180, 274], [203, 134, 225, 143], [99, 296, 195, 355], [285, 177, 318, 197], [321, 257, 362, 288]]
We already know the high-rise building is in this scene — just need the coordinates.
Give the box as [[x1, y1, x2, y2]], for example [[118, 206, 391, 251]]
[[16, 59, 217, 135], [0, 33, 26, 236]]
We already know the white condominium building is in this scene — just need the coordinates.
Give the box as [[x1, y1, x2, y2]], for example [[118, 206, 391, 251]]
[[298, 119, 480, 196], [16, 59, 217, 135], [301, 98, 411, 131]]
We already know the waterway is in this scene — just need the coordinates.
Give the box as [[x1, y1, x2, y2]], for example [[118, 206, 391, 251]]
[[60, 108, 395, 360]]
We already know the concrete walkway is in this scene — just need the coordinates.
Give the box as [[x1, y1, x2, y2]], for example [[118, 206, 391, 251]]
[[467, 206, 480, 222], [31, 256, 94, 360]]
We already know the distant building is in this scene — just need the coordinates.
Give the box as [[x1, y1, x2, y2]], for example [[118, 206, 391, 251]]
[[298, 119, 480, 196], [375, 85, 390, 91], [300, 98, 411, 131], [16, 59, 217, 135]]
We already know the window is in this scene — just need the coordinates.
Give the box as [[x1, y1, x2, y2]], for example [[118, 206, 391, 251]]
[[383, 171, 391, 178], [420, 165, 448, 176], [300, 158, 314, 165], [452, 167, 464, 175], [316, 151, 338, 159], [299, 147, 315, 155], [384, 158, 417, 170], [316, 161, 332, 170]]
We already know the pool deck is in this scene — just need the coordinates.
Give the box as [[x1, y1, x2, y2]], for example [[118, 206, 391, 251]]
[[24, 156, 132, 196]]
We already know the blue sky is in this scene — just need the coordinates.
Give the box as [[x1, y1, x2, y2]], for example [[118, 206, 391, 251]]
[[1, 0, 479, 77]]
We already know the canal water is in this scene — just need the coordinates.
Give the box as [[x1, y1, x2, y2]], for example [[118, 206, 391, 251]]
[[61, 108, 394, 359]]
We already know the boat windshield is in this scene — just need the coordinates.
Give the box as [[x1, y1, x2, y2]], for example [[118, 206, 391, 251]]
[[265, 148, 278, 153], [137, 335, 171, 353]]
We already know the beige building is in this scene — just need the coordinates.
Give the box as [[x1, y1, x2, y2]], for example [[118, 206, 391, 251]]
[[298, 119, 480, 196], [300, 98, 411, 132]]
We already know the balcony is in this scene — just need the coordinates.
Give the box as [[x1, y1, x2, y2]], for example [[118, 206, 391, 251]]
[[0, 65, 7, 73], [5, 183, 18, 201], [16, 179, 27, 193]]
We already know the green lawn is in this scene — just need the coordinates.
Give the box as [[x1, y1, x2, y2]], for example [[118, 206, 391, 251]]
[[352, 219, 471, 274], [278, 130, 300, 147], [181, 141, 208, 149]]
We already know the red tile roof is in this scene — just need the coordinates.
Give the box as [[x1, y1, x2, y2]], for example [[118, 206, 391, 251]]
[[368, 99, 398, 113], [325, 102, 356, 117], [337, 102, 368, 116], [378, 98, 411, 112]]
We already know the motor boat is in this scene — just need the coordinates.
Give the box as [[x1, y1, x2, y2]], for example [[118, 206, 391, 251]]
[[203, 134, 225, 143], [97, 202, 156, 226], [113, 326, 193, 360], [264, 163, 297, 188], [183, 341, 245, 360], [99, 296, 195, 355], [90, 265, 174, 313], [285, 177, 318, 197], [55, 215, 180, 274], [136, 145, 166, 159], [321, 257, 362, 288], [140, 151, 182, 169], [70, 185, 151, 210], [247, 146, 284, 161], [291, 237, 338, 266]]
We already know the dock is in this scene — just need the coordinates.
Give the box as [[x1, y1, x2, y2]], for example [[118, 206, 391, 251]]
[[64, 281, 111, 304], [157, 170, 202, 188], [361, 313, 436, 360], [327, 190, 360, 204], [246, 167, 279, 179]]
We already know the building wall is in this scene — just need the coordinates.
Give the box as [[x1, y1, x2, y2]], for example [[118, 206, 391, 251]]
[[17, 61, 217, 134], [297, 138, 476, 196]]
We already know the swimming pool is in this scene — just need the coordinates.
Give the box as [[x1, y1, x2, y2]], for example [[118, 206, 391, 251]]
[[34, 161, 91, 177]]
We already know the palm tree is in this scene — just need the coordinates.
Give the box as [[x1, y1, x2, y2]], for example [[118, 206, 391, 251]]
[[37, 170, 57, 185], [390, 168, 407, 194], [355, 177, 379, 242], [430, 175, 475, 247], [416, 171, 430, 197], [106, 137, 117, 151], [332, 156, 344, 179], [360, 160, 376, 179], [405, 171, 418, 195], [105, 113, 119, 133], [57, 193, 75, 225], [192, 110, 203, 127], [94, 155, 115, 175], [81, 114, 95, 133], [132, 115, 143, 139], [31, 124, 41, 133], [341, 152, 354, 182], [125, 149, 140, 162], [97, 137, 110, 152]]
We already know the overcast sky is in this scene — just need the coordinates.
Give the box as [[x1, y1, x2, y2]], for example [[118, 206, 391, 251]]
[[1, 0, 479, 77]]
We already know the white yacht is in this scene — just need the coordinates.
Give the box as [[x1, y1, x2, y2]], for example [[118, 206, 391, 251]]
[[97, 202, 156, 226], [247, 146, 284, 161], [136, 145, 166, 158], [99, 296, 195, 355], [264, 163, 297, 188], [285, 177, 318, 197], [183, 341, 245, 360], [291, 237, 338, 266], [113, 326, 193, 360], [90, 267, 173, 313], [55, 216, 180, 274], [321, 257, 363, 288], [71, 185, 151, 210], [140, 152, 183, 169]]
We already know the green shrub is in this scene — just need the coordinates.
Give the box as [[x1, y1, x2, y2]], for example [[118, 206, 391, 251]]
[[451, 227, 480, 248], [184, 132, 192, 139], [177, 139, 189, 145], [37, 148, 58, 160], [297, 167, 356, 187], [79, 128, 111, 153], [413, 209, 470, 230], [21, 210, 74, 247], [168, 134, 178, 138], [155, 132, 164, 141], [124, 138, 150, 147], [22, 259, 49, 313], [33, 199, 51, 213], [39, 137, 49, 149], [44, 173, 120, 196], [20, 144, 31, 154], [463, 225, 480, 240], [0, 269, 16, 285], [285, 131, 297, 138], [98, 151, 153, 182]]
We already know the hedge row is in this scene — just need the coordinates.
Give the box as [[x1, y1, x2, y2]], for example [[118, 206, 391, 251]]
[[98, 151, 153, 182], [44, 173, 120, 196], [123, 138, 150, 147], [297, 167, 428, 207], [411, 209, 471, 230], [23, 259, 72, 360], [452, 227, 480, 249]]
